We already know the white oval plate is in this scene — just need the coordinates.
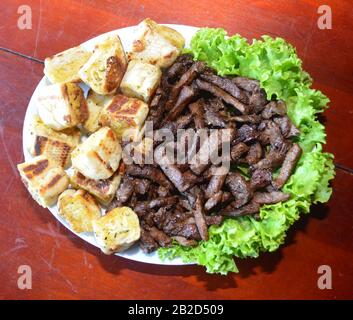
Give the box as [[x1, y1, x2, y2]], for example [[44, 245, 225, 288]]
[[23, 24, 200, 265]]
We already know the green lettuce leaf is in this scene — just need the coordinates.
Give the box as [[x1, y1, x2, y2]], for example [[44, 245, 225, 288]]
[[159, 28, 335, 274]]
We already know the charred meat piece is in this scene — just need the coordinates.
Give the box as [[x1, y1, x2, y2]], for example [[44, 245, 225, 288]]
[[225, 172, 252, 208], [204, 190, 229, 212], [126, 165, 174, 190], [204, 190, 223, 211], [172, 236, 198, 247], [204, 100, 228, 128], [157, 185, 170, 197], [231, 76, 260, 92], [248, 89, 268, 112], [161, 113, 193, 135], [205, 215, 224, 226], [148, 196, 179, 209], [149, 226, 172, 247], [253, 191, 290, 204], [200, 73, 249, 103], [222, 200, 260, 217], [165, 61, 205, 110], [261, 100, 287, 119], [258, 120, 283, 146], [140, 228, 159, 253], [174, 61, 205, 90], [189, 99, 205, 129], [273, 116, 300, 138], [204, 170, 227, 199], [158, 159, 201, 193], [163, 212, 201, 240], [231, 143, 249, 161], [251, 149, 285, 171], [228, 114, 261, 124], [234, 124, 259, 144], [190, 129, 228, 175], [250, 169, 272, 190], [116, 177, 134, 204], [165, 53, 194, 82], [164, 85, 198, 122], [245, 142, 263, 165], [150, 206, 168, 230], [132, 201, 150, 217], [176, 223, 201, 240], [193, 189, 209, 241], [272, 143, 302, 189], [133, 178, 151, 195], [195, 79, 249, 114]]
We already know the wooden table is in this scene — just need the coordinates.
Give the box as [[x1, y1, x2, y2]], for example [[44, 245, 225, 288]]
[[0, 0, 352, 300]]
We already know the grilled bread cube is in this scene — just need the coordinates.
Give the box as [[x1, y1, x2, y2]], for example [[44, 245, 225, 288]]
[[44, 46, 92, 84], [92, 207, 141, 254], [120, 60, 161, 102], [28, 117, 80, 168], [37, 82, 88, 130], [127, 18, 185, 68], [58, 189, 101, 233], [83, 90, 113, 133], [98, 94, 148, 141], [70, 170, 121, 205], [71, 127, 122, 180], [17, 155, 69, 208], [79, 35, 127, 95]]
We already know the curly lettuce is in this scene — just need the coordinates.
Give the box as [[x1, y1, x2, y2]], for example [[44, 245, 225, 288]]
[[158, 28, 335, 274]]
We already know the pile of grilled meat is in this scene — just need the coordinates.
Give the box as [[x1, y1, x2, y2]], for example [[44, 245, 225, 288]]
[[109, 54, 302, 253]]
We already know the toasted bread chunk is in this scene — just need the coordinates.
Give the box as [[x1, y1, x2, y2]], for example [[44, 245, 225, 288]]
[[79, 35, 127, 95], [17, 155, 69, 208], [58, 189, 101, 233], [120, 60, 161, 102], [70, 170, 121, 205], [99, 94, 148, 141], [37, 82, 88, 130], [92, 207, 141, 254], [71, 127, 122, 179], [127, 18, 185, 68], [28, 117, 80, 168], [83, 90, 113, 133], [44, 46, 92, 84]]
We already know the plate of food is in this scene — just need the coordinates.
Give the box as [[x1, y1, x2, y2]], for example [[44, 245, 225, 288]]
[[18, 19, 335, 274]]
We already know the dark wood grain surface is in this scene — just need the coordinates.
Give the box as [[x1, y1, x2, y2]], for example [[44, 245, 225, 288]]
[[0, 0, 352, 299]]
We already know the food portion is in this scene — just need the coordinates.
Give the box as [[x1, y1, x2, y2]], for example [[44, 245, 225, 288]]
[[158, 28, 335, 274], [36, 82, 87, 130], [98, 94, 149, 141], [83, 90, 113, 133], [70, 170, 121, 205], [28, 117, 81, 168], [120, 60, 162, 102], [71, 127, 122, 180], [17, 155, 69, 208], [128, 18, 185, 68], [108, 53, 302, 253], [92, 207, 141, 254], [44, 46, 92, 84], [58, 189, 101, 233], [19, 20, 334, 273], [79, 35, 127, 95]]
